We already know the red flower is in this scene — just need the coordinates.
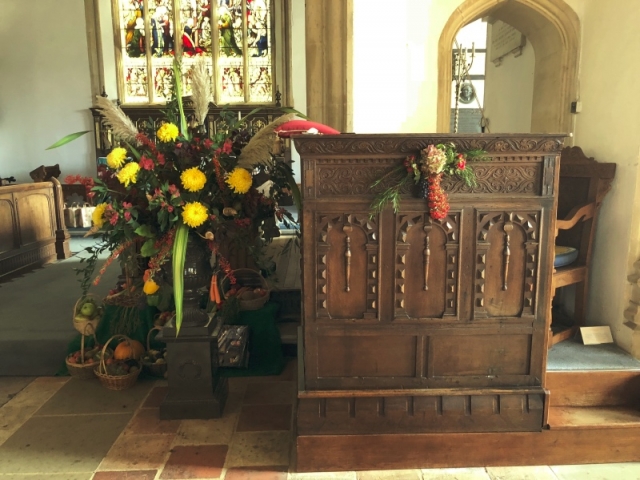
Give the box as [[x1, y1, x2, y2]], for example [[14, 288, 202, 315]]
[[168, 184, 179, 195], [156, 153, 166, 165], [457, 159, 466, 170], [204, 139, 213, 149], [124, 211, 132, 222], [64, 175, 76, 185], [139, 156, 155, 171], [222, 139, 233, 154], [109, 211, 120, 226]]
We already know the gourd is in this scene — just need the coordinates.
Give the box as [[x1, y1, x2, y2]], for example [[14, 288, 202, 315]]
[[113, 340, 145, 360]]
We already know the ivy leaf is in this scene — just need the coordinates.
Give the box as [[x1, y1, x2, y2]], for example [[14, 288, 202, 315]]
[[134, 225, 156, 238], [140, 238, 159, 257]]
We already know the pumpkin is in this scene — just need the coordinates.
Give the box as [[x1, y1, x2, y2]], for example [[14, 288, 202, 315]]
[[113, 340, 145, 360]]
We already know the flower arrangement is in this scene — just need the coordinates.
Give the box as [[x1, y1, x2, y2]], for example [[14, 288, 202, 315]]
[[64, 174, 96, 201], [78, 57, 300, 332], [369, 143, 485, 220]]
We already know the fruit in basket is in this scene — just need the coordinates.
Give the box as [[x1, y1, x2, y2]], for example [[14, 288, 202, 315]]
[[114, 340, 145, 360], [79, 301, 96, 318]]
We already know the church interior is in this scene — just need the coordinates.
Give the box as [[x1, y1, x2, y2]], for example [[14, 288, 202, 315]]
[[0, 0, 640, 478]]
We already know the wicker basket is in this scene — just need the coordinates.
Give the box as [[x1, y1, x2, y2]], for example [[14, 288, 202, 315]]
[[222, 268, 270, 311], [72, 294, 102, 335], [94, 335, 141, 390], [142, 327, 167, 378], [66, 324, 99, 379]]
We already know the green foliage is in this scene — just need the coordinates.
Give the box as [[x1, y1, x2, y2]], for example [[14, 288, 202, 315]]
[[45, 131, 90, 150]]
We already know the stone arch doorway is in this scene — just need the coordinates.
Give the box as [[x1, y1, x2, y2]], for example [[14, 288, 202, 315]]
[[437, 0, 580, 134]]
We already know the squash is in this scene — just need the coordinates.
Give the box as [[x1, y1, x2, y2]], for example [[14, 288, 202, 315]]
[[113, 340, 145, 360]]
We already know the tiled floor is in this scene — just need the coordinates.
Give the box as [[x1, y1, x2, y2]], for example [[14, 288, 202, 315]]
[[0, 363, 639, 480]]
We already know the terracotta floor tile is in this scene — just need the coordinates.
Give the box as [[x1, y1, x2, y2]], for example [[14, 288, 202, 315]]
[[124, 407, 181, 435], [142, 386, 168, 409], [0, 474, 92, 480], [236, 404, 292, 432], [99, 434, 174, 471], [159, 444, 228, 479], [289, 473, 356, 480], [93, 470, 157, 480], [258, 359, 297, 382], [226, 431, 290, 468], [224, 465, 289, 480], [243, 382, 295, 405], [174, 413, 238, 445]]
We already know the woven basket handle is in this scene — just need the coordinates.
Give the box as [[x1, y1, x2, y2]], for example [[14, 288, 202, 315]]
[[79, 322, 98, 366], [146, 326, 162, 351], [98, 334, 133, 375]]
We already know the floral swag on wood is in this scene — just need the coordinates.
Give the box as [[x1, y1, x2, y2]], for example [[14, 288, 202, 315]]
[[369, 143, 485, 220]]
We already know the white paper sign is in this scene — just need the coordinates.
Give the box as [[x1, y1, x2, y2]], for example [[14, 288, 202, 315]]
[[579, 326, 614, 345]]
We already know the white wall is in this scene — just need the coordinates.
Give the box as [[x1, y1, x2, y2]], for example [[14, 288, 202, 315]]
[[0, 0, 94, 183], [572, 0, 640, 353], [483, 22, 535, 133], [352, 0, 458, 133], [289, 0, 307, 184]]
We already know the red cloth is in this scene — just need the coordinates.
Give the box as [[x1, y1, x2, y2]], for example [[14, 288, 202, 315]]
[[275, 120, 340, 138]]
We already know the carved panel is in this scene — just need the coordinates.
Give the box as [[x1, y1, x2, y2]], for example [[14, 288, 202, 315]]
[[474, 211, 539, 318], [440, 163, 542, 195], [395, 212, 460, 319], [16, 193, 55, 245], [0, 198, 16, 254], [295, 135, 564, 156], [316, 213, 379, 320]]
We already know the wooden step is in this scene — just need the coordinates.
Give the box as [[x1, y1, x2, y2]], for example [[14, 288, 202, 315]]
[[546, 369, 640, 407], [548, 406, 640, 429]]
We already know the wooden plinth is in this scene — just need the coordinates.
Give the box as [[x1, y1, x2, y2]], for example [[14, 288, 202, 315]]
[[295, 425, 640, 472]]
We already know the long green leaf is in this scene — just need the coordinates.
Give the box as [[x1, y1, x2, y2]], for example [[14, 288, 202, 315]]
[[172, 60, 189, 140], [279, 107, 308, 119], [45, 131, 90, 150], [172, 223, 189, 335]]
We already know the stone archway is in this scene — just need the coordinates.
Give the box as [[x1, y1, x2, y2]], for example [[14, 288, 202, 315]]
[[437, 0, 580, 134]]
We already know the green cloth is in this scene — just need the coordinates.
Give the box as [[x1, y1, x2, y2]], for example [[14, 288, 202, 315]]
[[58, 304, 161, 375], [220, 301, 285, 377]]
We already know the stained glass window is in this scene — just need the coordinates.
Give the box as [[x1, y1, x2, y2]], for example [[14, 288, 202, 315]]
[[115, 0, 275, 105]]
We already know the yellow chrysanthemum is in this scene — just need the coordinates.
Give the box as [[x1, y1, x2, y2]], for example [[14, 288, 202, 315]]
[[157, 123, 179, 143], [181, 167, 207, 192], [92, 203, 108, 228], [143, 279, 160, 295], [106, 147, 127, 169], [226, 168, 252, 194], [116, 162, 140, 187], [182, 202, 208, 228]]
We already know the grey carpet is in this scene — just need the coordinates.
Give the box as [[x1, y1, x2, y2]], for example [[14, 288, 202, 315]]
[[547, 337, 640, 371], [0, 238, 119, 375]]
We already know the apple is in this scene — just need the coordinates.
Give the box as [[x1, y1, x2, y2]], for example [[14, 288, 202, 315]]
[[80, 302, 96, 318]]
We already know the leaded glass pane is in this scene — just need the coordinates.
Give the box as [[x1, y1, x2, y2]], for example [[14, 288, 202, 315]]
[[125, 66, 149, 103], [153, 65, 175, 101], [120, 0, 149, 103], [149, 0, 175, 58], [220, 64, 245, 103], [179, 0, 211, 56], [247, 0, 272, 102], [182, 58, 213, 96], [218, 0, 244, 58]]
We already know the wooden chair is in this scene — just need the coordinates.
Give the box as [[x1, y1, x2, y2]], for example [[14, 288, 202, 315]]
[[549, 146, 616, 347]]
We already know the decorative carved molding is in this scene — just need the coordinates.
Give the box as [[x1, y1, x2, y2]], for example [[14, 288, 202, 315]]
[[440, 164, 542, 195], [295, 135, 564, 156], [395, 212, 459, 318], [316, 213, 379, 319], [475, 211, 539, 317], [297, 391, 544, 435]]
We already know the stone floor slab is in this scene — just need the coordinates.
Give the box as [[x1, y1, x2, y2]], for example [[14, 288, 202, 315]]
[[357, 470, 423, 479], [551, 463, 640, 479], [0, 378, 34, 408], [486, 466, 558, 480], [35, 378, 154, 416], [0, 413, 130, 474], [422, 467, 492, 479], [243, 382, 295, 405], [5, 377, 68, 411], [92, 471, 157, 480], [174, 413, 238, 446], [141, 386, 168, 409], [98, 434, 174, 471], [235, 404, 292, 432], [289, 473, 356, 480], [123, 408, 181, 435], [225, 431, 290, 468], [0, 474, 92, 480], [224, 465, 289, 480], [159, 444, 228, 479]]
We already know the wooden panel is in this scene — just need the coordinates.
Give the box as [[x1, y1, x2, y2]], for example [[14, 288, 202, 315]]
[[395, 212, 460, 319], [431, 335, 531, 377], [16, 192, 54, 245], [0, 196, 16, 254], [317, 335, 416, 378], [546, 370, 640, 407], [296, 427, 640, 471], [548, 406, 640, 429], [297, 391, 544, 435]]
